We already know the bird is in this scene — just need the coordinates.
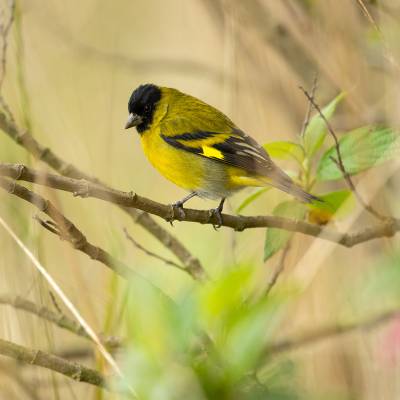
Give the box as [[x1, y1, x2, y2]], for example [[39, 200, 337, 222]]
[[124, 84, 320, 226]]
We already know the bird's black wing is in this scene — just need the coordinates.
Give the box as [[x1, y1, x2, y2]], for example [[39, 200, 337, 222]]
[[161, 126, 273, 176]]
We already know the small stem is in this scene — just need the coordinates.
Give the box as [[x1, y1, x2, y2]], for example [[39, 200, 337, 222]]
[[299, 87, 389, 222]]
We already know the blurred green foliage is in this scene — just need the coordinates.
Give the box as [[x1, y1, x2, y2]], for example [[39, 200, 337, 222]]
[[115, 266, 299, 399], [354, 251, 400, 314]]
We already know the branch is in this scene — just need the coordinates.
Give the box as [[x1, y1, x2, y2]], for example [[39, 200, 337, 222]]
[[0, 176, 139, 280], [268, 308, 400, 356], [0, 0, 16, 122], [0, 163, 399, 247], [265, 241, 292, 297], [300, 73, 318, 137], [299, 87, 388, 222], [0, 111, 205, 280], [0, 338, 107, 389], [355, 0, 380, 34], [124, 227, 186, 272], [0, 0, 15, 88], [0, 294, 122, 349]]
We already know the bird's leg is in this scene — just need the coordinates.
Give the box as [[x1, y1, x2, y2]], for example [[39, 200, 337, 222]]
[[209, 198, 225, 229], [169, 192, 197, 221]]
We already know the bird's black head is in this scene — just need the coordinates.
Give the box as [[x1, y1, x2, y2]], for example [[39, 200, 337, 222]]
[[125, 84, 162, 133]]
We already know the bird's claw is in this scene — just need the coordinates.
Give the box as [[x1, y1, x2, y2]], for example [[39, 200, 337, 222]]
[[73, 180, 90, 198], [167, 202, 186, 225], [209, 207, 223, 230]]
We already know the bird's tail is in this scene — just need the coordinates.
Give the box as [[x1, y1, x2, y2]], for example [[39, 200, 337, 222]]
[[265, 166, 322, 204]]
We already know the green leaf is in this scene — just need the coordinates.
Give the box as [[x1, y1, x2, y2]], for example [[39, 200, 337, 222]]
[[303, 93, 344, 158], [236, 188, 271, 213], [263, 141, 305, 164], [264, 201, 307, 261], [316, 126, 400, 181]]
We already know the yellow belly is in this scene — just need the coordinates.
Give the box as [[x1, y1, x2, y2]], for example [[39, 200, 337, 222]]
[[140, 127, 206, 192]]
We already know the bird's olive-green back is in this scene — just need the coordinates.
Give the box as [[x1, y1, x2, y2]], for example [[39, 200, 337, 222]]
[[159, 87, 236, 134]]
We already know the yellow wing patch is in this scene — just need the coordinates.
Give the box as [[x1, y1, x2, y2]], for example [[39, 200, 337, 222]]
[[201, 145, 224, 159]]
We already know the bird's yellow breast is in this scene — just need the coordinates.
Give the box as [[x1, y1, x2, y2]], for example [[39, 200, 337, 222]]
[[139, 98, 206, 191], [140, 127, 206, 191]]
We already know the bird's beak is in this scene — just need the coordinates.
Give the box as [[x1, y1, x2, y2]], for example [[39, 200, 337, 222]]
[[124, 113, 143, 129]]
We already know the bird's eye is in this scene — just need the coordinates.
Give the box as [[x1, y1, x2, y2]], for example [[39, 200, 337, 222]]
[[144, 104, 150, 113]]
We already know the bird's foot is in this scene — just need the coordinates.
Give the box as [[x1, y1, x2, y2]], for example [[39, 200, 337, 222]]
[[208, 199, 225, 230], [208, 207, 222, 231], [166, 193, 197, 225], [167, 201, 186, 225]]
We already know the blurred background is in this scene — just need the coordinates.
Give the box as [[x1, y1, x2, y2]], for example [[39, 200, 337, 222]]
[[1, 0, 400, 398]]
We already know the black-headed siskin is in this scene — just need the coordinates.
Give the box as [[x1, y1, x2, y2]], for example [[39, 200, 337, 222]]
[[125, 84, 320, 222]]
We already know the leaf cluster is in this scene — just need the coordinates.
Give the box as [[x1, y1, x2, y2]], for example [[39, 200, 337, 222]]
[[236, 94, 399, 260], [117, 267, 298, 399]]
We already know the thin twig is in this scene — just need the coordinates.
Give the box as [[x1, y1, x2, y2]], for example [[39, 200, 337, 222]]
[[267, 308, 400, 356], [0, 111, 205, 280], [48, 290, 64, 316], [299, 86, 389, 222], [265, 241, 292, 297], [355, 0, 400, 71], [300, 73, 318, 137], [0, 294, 122, 348], [33, 215, 60, 235], [0, 163, 398, 247], [355, 0, 381, 35], [0, 0, 16, 122], [123, 227, 188, 273], [0, 338, 107, 389], [0, 0, 15, 88]]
